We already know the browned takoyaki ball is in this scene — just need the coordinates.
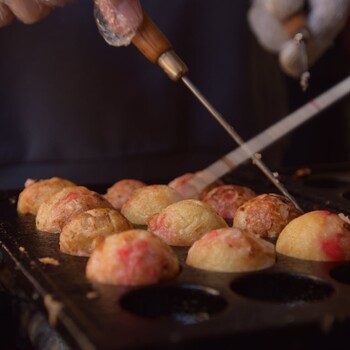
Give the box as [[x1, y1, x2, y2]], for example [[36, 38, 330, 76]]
[[60, 208, 133, 256], [202, 184, 256, 219], [104, 179, 146, 209], [17, 177, 75, 215], [121, 185, 183, 225], [233, 193, 302, 238], [36, 186, 112, 233], [148, 199, 228, 246], [168, 172, 223, 199], [86, 229, 180, 286], [276, 210, 350, 261], [186, 227, 275, 272]]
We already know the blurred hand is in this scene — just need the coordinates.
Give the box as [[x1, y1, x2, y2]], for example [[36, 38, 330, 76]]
[[248, 0, 350, 78], [0, 0, 72, 27], [94, 0, 143, 46]]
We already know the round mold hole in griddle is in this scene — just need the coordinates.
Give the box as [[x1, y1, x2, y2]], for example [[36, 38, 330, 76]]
[[120, 284, 227, 325], [231, 272, 333, 304], [303, 177, 349, 189], [330, 262, 350, 285]]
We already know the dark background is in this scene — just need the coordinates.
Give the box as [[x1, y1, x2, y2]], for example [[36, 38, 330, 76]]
[[0, 0, 349, 189], [0, 2, 349, 348]]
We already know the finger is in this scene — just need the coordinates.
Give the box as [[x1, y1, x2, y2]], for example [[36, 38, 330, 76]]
[[279, 41, 306, 78], [308, 0, 350, 38], [95, 0, 143, 36], [279, 37, 322, 78], [0, 3, 15, 27], [39, 0, 73, 8], [261, 0, 305, 21], [248, 1, 289, 52], [4, 0, 52, 24]]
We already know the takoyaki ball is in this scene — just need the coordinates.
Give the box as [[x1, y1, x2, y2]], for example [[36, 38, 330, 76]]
[[17, 177, 75, 215], [148, 199, 228, 246], [60, 208, 133, 256], [104, 179, 146, 209], [168, 172, 223, 199], [233, 193, 301, 238], [86, 229, 180, 286], [36, 186, 112, 233], [186, 227, 275, 272], [276, 211, 350, 261], [121, 185, 183, 225], [202, 184, 256, 219]]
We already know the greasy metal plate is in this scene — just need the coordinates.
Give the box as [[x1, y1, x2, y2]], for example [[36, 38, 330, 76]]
[[1, 167, 350, 350]]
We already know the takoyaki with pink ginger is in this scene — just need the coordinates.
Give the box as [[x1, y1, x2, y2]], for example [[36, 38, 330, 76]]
[[36, 186, 112, 233], [233, 193, 302, 238], [168, 172, 223, 199], [186, 227, 275, 272], [148, 199, 228, 246], [17, 177, 76, 215], [60, 208, 133, 256], [202, 184, 256, 219], [121, 185, 183, 225], [104, 179, 146, 209], [276, 210, 350, 261], [86, 229, 180, 286]]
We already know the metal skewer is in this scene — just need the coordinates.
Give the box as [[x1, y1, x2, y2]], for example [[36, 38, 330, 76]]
[[181, 76, 303, 211]]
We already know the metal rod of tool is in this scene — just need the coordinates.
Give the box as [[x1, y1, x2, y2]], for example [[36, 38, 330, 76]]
[[129, 11, 302, 209], [182, 76, 303, 211]]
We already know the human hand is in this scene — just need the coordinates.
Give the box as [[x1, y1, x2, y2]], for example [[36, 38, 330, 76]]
[[248, 0, 350, 78], [94, 0, 143, 47], [0, 0, 72, 27]]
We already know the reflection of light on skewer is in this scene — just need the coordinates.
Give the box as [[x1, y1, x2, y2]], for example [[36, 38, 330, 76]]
[[294, 31, 310, 92]]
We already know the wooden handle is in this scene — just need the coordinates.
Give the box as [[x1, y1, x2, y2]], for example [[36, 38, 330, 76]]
[[132, 11, 172, 63], [284, 12, 307, 38]]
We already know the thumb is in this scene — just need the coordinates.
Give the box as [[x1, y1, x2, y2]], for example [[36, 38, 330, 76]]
[[0, 3, 14, 27], [95, 0, 143, 47], [247, 0, 289, 52], [2, 0, 52, 24]]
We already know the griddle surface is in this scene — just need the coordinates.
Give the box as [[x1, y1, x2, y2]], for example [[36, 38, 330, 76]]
[[1, 169, 350, 350]]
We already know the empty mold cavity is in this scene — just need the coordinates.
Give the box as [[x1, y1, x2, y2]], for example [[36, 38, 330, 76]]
[[303, 177, 349, 189], [330, 262, 350, 285], [231, 272, 333, 303], [120, 284, 227, 325]]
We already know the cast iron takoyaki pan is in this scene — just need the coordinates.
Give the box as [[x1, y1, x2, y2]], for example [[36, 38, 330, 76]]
[[0, 167, 350, 350]]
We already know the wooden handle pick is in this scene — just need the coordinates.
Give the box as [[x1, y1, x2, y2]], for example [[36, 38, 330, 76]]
[[132, 11, 172, 63], [131, 11, 188, 81]]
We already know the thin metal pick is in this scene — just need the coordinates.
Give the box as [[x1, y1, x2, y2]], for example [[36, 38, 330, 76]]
[[182, 76, 303, 212]]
